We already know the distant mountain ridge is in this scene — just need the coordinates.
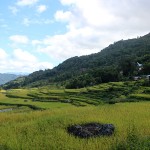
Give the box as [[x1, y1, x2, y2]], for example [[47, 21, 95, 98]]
[[0, 73, 20, 85], [2, 32, 150, 89]]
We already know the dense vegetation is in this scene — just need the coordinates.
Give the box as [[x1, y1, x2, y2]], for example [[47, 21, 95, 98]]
[[1, 80, 150, 107], [2, 33, 150, 89]]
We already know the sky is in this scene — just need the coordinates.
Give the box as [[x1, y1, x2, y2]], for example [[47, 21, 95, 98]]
[[0, 0, 150, 73]]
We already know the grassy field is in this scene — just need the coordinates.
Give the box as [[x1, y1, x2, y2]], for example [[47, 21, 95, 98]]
[[0, 81, 150, 150], [1, 81, 150, 107]]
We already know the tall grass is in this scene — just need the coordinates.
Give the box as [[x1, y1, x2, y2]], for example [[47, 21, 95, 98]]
[[111, 125, 150, 150], [0, 102, 150, 150], [0, 81, 150, 149]]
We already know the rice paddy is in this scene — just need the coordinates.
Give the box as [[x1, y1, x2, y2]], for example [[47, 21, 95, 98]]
[[0, 81, 150, 150]]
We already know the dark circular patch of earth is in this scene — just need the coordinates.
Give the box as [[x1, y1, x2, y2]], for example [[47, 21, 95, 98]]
[[67, 122, 115, 138]]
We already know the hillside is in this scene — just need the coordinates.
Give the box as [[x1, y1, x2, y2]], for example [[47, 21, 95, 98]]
[[0, 73, 20, 85], [2, 33, 150, 89]]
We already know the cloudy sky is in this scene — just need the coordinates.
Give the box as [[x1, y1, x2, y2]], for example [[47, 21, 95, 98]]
[[0, 0, 150, 73]]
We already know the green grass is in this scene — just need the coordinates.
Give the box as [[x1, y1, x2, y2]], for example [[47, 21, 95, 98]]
[[129, 94, 150, 100], [0, 102, 150, 150], [0, 105, 16, 109], [1, 81, 149, 107], [0, 89, 73, 109], [0, 81, 150, 149], [0, 80, 150, 109]]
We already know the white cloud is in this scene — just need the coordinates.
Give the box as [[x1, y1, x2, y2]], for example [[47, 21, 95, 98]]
[[9, 6, 19, 15], [59, 0, 150, 33], [13, 49, 37, 62], [37, 27, 100, 60], [9, 35, 29, 44], [0, 48, 53, 73], [16, 0, 38, 6], [36, 0, 150, 61], [60, 0, 115, 27], [0, 48, 8, 59], [32, 40, 42, 46], [22, 18, 30, 26], [22, 17, 53, 26], [12, 49, 53, 72], [55, 10, 72, 22], [37, 5, 47, 13]]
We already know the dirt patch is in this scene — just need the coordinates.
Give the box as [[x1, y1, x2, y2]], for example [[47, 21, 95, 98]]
[[67, 122, 115, 138]]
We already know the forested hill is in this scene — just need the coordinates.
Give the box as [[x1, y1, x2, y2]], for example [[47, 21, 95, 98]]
[[0, 73, 19, 85], [3, 33, 150, 89]]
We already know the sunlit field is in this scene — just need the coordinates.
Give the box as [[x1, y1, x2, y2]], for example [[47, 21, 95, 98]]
[[0, 81, 150, 150]]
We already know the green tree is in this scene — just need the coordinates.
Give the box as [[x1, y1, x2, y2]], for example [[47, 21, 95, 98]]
[[119, 58, 136, 77]]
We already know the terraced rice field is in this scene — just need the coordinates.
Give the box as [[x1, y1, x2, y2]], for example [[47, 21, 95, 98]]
[[0, 81, 150, 150]]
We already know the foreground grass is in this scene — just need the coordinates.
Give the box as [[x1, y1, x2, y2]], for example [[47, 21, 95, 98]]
[[0, 102, 150, 150], [0, 81, 150, 149]]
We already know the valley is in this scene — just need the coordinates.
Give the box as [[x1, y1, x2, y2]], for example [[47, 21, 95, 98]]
[[1, 1, 150, 149]]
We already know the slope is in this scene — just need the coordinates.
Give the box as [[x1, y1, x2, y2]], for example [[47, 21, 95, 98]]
[[2, 33, 150, 89]]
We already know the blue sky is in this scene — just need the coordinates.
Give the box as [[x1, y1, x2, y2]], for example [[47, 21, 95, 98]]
[[0, 0, 150, 73]]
